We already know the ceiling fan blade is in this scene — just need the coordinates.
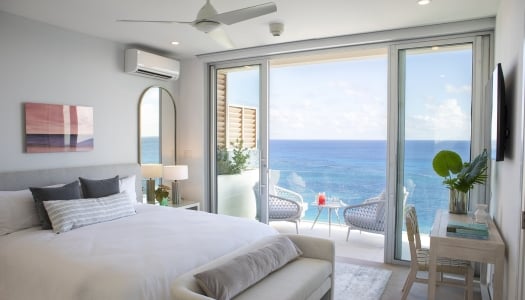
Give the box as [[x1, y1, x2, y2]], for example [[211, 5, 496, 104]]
[[210, 2, 277, 25], [207, 27, 235, 49], [117, 19, 174, 23]]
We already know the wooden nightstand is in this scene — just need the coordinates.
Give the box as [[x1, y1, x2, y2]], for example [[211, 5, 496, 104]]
[[168, 199, 200, 210]]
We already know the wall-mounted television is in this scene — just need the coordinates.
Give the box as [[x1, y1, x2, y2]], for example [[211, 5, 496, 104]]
[[489, 63, 509, 161]]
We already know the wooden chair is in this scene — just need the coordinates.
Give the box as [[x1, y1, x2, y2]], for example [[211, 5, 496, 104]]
[[402, 205, 474, 300]]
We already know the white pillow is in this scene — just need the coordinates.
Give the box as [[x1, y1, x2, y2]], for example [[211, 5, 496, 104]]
[[43, 192, 136, 234], [0, 190, 41, 235], [119, 175, 137, 205]]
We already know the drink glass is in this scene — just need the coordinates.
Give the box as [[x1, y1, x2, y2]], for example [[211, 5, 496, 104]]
[[318, 192, 326, 205]]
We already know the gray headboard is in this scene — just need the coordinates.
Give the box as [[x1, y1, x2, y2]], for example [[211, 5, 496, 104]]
[[0, 163, 142, 202]]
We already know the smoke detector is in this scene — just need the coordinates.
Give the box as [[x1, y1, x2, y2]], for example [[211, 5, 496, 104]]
[[269, 22, 284, 37]]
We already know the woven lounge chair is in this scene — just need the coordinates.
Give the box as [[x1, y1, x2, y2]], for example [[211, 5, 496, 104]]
[[252, 171, 308, 233], [268, 185, 308, 234], [343, 188, 409, 240], [267, 170, 308, 234], [401, 205, 473, 300]]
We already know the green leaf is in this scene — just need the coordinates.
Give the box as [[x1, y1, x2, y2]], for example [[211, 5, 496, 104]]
[[433, 149, 488, 192], [432, 150, 463, 177]]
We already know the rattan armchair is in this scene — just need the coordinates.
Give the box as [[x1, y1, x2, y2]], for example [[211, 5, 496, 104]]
[[343, 192, 386, 240], [269, 185, 308, 234], [343, 188, 409, 241]]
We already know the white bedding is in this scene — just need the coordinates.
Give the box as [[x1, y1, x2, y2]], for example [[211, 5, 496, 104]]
[[0, 204, 277, 300]]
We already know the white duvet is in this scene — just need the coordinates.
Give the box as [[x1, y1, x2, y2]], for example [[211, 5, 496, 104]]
[[0, 204, 277, 300]]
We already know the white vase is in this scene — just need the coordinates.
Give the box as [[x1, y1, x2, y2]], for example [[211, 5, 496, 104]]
[[474, 204, 489, 224]]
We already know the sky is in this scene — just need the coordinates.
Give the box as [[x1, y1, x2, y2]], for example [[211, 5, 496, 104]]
[[226, 45, 473, 141], [140, 88, 160, 137]]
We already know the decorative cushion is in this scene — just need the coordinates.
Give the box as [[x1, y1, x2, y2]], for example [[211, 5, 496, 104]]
[[119, 175, 137, 204], [194, 235, 303, 300], [30, 181, 82, 230], [43, 192, 136, 234], [79, 175, 120, 198], [0, 190, 40, 235]]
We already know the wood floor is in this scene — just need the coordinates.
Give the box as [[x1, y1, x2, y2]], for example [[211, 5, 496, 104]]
[[271, 220, 482, 300]]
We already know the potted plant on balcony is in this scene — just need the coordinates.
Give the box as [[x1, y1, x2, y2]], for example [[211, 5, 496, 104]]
[[217, 139, 258, 219], [432, 149, 488, 214], [217, 139, 250, 175]]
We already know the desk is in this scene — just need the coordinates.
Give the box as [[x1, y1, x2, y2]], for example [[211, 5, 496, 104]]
[[310, 201, 346, 236], [428, 210, 505, 300]]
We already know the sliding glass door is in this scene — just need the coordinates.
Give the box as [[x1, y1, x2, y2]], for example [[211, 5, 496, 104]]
[[209, 61, 269, 222], [388, 36, 490, 262]]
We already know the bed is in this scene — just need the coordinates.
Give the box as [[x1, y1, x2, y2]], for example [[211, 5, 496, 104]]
[[0, 163, 279, 300]]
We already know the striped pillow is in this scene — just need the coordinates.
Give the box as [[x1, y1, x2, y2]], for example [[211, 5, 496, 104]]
[[43, 192, 136, 234]]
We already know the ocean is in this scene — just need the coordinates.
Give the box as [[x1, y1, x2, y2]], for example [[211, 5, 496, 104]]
[[269, 140, 470, 233], [142, 137, 470, 234], [141, 137, 161, 164]]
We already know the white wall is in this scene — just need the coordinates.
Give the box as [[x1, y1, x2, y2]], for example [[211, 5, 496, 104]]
[[0, 11, 177, 172], [176, 58, 207, 207], [493, 0, 525, 298]]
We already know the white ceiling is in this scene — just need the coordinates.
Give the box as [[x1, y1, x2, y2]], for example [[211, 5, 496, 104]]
[[0, 0, 499, 59]]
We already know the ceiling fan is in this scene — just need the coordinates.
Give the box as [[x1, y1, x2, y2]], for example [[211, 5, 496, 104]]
[[118, 0, 277, 49]]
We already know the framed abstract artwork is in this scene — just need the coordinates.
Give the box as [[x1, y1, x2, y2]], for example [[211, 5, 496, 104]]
[[24, 102, 94, 153]]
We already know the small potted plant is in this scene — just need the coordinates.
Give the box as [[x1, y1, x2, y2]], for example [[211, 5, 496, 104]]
[[155, 184, 170, 206], [432, 149, 488, 214], [217, 139, 250, 175]]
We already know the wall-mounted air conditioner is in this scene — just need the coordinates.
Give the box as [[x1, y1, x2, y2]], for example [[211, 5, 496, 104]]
[[124, 49, 180, 80]]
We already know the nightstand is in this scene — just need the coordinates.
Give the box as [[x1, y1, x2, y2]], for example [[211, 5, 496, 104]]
[[168, 199, 200, 210]]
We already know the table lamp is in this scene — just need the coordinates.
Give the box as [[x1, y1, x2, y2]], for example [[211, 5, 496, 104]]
[[163, 165, 188, 205], [141, 164, 163, 204]]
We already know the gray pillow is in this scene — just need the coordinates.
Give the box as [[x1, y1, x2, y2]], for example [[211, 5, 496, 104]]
[[79, 175, 120, 198], [43, 192, 136, 233], [194, 235, 303, 300], [30, 181, 81, 229]]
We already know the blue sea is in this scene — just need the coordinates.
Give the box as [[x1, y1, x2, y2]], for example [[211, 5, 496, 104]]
[[269, 140, 470, 233], [141, 137, 162, 164], [143, 137, 469, 233]]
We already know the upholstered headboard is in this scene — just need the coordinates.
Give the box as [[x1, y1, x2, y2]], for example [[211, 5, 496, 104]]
[[0, 163, 142, 202]]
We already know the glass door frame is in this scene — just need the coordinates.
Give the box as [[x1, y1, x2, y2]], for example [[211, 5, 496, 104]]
[[208, 58, 270, 223], [385, 35, 492, 264]]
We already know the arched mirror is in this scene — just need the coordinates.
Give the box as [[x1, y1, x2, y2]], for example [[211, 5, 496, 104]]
[[138, 86, 176, 165]]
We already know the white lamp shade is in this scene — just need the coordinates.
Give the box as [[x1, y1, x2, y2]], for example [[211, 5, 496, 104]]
[[141, 164, 163, 179], [163, 165, 188, 181]]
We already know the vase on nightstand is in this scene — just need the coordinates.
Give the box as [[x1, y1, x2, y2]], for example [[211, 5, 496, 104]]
[[159, 197, 169, 206]]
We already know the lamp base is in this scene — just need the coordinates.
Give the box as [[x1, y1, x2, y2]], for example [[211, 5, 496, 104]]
[[171, 180, 181, 205], [146, 179, 155, 204]]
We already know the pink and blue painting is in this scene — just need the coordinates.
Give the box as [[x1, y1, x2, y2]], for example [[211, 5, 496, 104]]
[[25, 102, 94, 153]]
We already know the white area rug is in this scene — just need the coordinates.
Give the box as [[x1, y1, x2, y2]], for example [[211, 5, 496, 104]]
[[334, 262, 392, 300]]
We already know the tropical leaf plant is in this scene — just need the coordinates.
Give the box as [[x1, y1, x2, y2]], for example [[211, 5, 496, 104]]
[[432, 149, 488, 193], [216, 139, 250, 175]]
